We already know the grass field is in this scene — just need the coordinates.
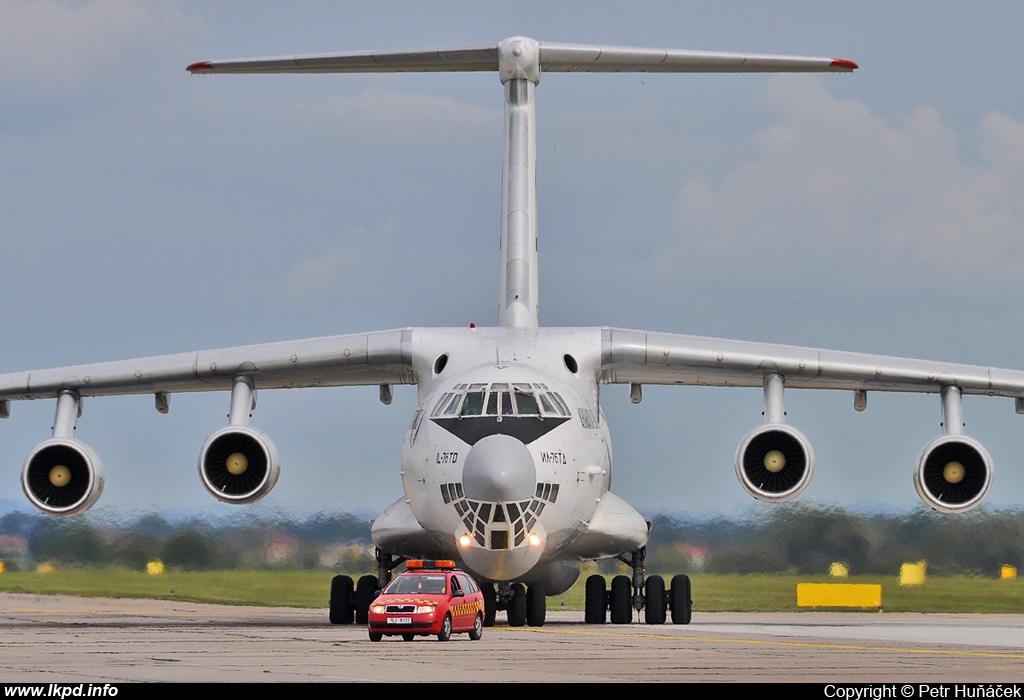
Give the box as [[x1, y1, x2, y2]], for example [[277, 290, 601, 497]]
[[2, 567, 1023, 613]]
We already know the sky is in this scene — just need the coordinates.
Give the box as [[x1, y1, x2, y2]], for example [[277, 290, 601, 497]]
[[3, 0, 1024, 521]]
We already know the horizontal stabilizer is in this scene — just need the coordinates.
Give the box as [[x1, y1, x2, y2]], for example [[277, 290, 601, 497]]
[[188, 37, 856, 76]]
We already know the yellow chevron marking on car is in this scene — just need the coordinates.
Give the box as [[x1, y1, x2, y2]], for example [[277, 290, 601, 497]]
[[384, 598, 438, 607]]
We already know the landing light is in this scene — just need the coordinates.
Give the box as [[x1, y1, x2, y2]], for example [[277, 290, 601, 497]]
[[458, 534, 472, 547], [528, 533, 542, 546]]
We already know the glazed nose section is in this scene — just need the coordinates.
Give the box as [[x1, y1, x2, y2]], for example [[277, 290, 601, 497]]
[[462, 434, 536, 501]]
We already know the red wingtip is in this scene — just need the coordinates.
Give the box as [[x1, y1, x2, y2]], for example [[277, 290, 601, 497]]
[[187, 61, 213, 73], [830, 58, 858, 70]]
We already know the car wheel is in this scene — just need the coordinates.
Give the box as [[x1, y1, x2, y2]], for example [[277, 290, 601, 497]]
[[609, 575, 631, 624], [368, 631, 382, 642], [329, 575, 353, 625], [469, 613, 483, 641], [437, 614, 452, 642], [670, 574, 692, 625], [645, 575, 666, 625], [402, 634, 414, 642]]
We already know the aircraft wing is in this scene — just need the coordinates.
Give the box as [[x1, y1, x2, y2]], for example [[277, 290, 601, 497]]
[[600, 327, 1023, 513], [600, 327, 1024, 398], [0, 328, 415, 403]]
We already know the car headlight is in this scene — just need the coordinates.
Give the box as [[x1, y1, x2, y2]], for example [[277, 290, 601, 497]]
[[371, 605, 386, 614]]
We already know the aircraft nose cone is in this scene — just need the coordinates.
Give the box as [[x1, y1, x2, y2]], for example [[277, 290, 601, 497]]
[[462, 434, 536, 502]]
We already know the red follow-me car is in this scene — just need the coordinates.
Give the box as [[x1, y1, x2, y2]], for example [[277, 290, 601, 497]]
[[367, 560, 485, 642]]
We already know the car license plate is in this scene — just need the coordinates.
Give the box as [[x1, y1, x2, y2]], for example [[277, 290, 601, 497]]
[[387, 616, 412, 624]]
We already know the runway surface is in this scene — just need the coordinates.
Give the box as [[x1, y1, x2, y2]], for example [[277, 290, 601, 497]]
[[2, 593, 1023, 682]]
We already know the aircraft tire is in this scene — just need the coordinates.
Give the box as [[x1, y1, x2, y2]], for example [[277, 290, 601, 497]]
[[645, 574, 666, 625], [509, 583, 527, 627], [329, 575, 354, 624], [609, 575, 632, 624], [354, 575, 379, 625], [670, 574, 692, 625], [526, 583, 546, 627], [481, 583, 497, 627], [584, 574, 607, 624]]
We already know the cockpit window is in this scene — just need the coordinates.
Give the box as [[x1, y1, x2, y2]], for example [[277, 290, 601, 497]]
[[460, 391, 485, 416], [432, 382, 571, 418]]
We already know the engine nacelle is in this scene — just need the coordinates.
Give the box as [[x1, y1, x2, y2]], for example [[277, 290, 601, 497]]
[[734, 424, 815, 503], [21, 438, 105, 516], [914, 434, 993, 514], [198, 426, 280, 504]]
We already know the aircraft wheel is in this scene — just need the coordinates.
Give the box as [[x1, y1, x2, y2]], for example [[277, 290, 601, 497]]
[[584, 574, 607, 624], [437, 614, 452, 642], [481, 583, 497, 627], [609, 575, 632, 624], [508, 583, 527, 627], [354, 574, 378, 625], [526, 583, 546, 627], [469, 613, 483, 641], [329, 575, 354, 624], [670, 574, 692, 625], [644, 574, 666, 625]]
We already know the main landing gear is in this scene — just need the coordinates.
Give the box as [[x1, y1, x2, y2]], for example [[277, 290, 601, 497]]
[[329, 549, 405, 625], [480, 581, 547, 627], [583, 547, 692, 625]]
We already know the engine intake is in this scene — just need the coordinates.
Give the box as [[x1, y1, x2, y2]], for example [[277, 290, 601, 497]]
[[198, 426, 280, 504], [914, 435, 992, 514], [22, 438, 104, 516], [735, 424, 814, 503]]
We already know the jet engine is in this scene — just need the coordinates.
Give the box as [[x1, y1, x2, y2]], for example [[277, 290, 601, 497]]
[[734, 423, 814, 503], [21, 438, 105, 516], [914, 434, 992, 514], [198, 426, 280, 504]]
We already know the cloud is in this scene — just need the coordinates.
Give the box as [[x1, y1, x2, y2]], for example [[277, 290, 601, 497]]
[[0, 0, 191, 95], [664, 76, 1024, 297]]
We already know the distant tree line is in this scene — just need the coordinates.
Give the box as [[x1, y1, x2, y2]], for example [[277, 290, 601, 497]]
[[646, 505, 1024, 577], [2, 504, 1023, 576]]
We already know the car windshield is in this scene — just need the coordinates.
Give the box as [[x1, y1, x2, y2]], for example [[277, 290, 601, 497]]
[[385, 574, 447, 595]]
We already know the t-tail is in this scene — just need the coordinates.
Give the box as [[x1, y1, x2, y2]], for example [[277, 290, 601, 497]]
[[188, 37, 856, 329]]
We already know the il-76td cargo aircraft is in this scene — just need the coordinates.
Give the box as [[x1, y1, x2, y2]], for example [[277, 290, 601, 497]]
[[4, 37, 1023, 627]]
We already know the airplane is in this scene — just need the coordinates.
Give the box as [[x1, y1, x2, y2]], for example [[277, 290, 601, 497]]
[[4, 36, 1022, 628]]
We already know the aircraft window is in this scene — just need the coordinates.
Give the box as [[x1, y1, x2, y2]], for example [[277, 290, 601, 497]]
[[549, 484, 559, 502], [485, 390, 499, 416], [513, 389, 540, 416], [478, 503, 492, 522], [535, 484, 544, 498], [551, 393, 571, 416], [442, 394, 463, 416], [455, 483, 464, 499], [460, 391, 485, 416], [507, 502, 520, 520], [432, 394, 450, 415], [493, 504, 506, 523]]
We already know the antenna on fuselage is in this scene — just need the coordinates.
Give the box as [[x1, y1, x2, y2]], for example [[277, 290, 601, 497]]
[[188, 38, 856, 330]]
